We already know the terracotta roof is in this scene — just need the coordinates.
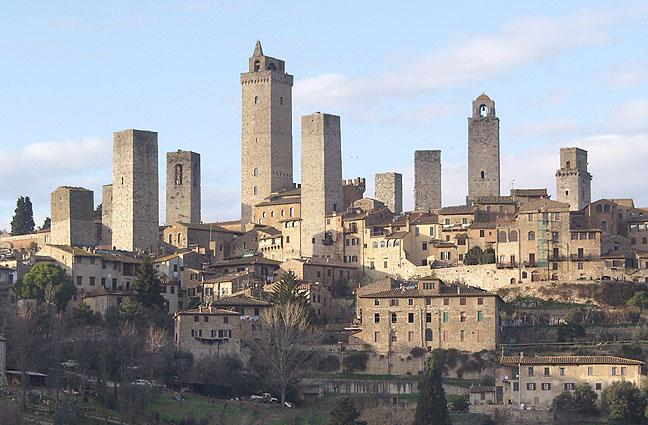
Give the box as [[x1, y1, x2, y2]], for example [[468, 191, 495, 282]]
[[473, 196, 515, 205], [360, 283, 494, 299], [175, 306, 241, 316], [438, 205, 477, 215], [172, 222, 237, 233], [212, 256, 281, 267], [510, 189, 548, 197], [212, 294, 272, 307], [501, 355, 644, 366], [469, 221, 496, 229], [385, 231, 407, 240]]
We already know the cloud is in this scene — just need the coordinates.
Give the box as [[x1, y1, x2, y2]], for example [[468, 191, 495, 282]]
[[611, 99, 648, 131], [294, 8, 629, 113], [509, 119, 580, 139], [606, 64, 648, 88]]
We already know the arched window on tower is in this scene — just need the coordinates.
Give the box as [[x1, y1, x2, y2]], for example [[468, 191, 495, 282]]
[[253, 186, 258, 196], [254, 96, 259, 104], [600, 221, 607, 231], [174, 164, 183, 185], [253, 168, 259, 177], [254, 60, 260, 72], [480, 171, 485, 179], [479, 104, 489, 117], [528, 231, 536, 241]]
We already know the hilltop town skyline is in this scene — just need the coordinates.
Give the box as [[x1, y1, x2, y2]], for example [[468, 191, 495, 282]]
[[1, 1, 647, 229]]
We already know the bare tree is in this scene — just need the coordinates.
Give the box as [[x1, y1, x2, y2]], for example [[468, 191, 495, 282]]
[[255, 301, 321, 405]]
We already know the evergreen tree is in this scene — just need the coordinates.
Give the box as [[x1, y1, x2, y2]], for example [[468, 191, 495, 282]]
[[270, 271, 311, 311], [463, 246, 483, 265], [10, 196, 35, 235], [15, 262, 77, 310], [326, 397, 367, 425], [94, 204, 102, 221], [414, 358, 451, 425], [41, 217, 51, 230], [602, 381, 647, 425], [481, 247, 496, 264], [133, 256, 165, 309]]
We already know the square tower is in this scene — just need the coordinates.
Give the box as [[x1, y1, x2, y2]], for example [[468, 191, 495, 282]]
[[556, 147, 592, 211], [300, 113, 343, 258], [468, 93, 500, 202], [240, 41, 294, 226], [111, 129, 159, 253], [166, 150, 201, 225], [375, 172, 403, 214], [414, 150, 442, 211], [50, 186, 95, 247], [101, 184, 112, 246]]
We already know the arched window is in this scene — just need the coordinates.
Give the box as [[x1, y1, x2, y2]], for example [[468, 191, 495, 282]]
[[528, 231, 535, 241], [508, 230, 518, 242], [177, 233, 182, 244], [253, 186, 258, 196], [168, 234, 172, 244], [253, 60, 260, 72], [479, 104, 488, 117], [262, 211, 266, 218], [391, 312, 397, 323], [566, 161, 571, 169], [289, 207, 294, 217], [497, 231, 507, 242], [604, 205, 610, 213], [596, 204, 603, 213], [253, 168, 259, 177], [280, 210, 285, 217], [270, 211, 274, 217], [600, 221, 607, 231], [254, 96, 259, 104], [510, 278, 516, 285], [174, 164, 183, 185], [372, 242, 378, 248]]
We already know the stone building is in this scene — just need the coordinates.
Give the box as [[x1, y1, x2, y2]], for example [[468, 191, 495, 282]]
[[101, 184, 112, 246], [253, 186, 301, 229], [375, 172, 403, 214], [496, 355, 643, 409], [414, 150, 441, 211], [468, 94, 500, 202], [342, 178, 366, 210], [353, 277, 500, 354], [300, 112, 343, 258], [173, 306, 242, 359], [166, 150, 201, 225], [111, 129, 159, 253], [162, 222, 238, 259], [556, 147, 592, 211], [50, 186, 95, 247], [241, 41, 294, 226]]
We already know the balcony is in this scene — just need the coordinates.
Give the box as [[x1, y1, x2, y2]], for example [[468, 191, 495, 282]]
[[570, 254, 600, 261], [497, 262, 518, 269], [523, 261, 537, 268], [547, 255, 568, 262]]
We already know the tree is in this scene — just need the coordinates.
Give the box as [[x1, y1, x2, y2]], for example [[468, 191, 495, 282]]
[[481, 247, 496, 264], [557, 323, 586, 342], [414, 358, 451, 425], [464, 246, 484, 265], [627, 291, 648, 309], [133, 257, 165, 309], [602, 381, 647, 425], [94, 203, 102, 221], [11, 196, 35, 235], [255, 301, 320, 405], [326, 397, 367, 425], [40, 217, 51, 230], [553, 384, 598, 422], [270, 271, 311, 310], [15, 262, 76, 310]]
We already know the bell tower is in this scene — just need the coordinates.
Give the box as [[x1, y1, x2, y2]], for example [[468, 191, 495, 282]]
[[467, 93, 500, 202]]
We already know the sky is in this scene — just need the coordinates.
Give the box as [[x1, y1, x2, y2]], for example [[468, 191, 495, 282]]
[[1, 1, 648, 230]]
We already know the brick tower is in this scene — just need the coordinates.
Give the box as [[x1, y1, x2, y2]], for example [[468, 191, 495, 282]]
[[166, 150, 201, 225], [240, 41, 294, 226], [556, 147, 592, 211], [300, 113, 343, 258], [468, 93, 500, 202], [111, 129, 159, 252], [414, 150, 442, 211]]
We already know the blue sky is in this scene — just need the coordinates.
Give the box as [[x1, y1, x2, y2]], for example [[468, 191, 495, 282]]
[[1, 1, 648, 230]]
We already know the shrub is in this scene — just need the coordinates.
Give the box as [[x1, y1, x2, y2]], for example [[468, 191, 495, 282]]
[[314, 354, 341, 372], [343, 351, 369, 373], [627, 291, 648, 309], [463, 246, 483, 266], [410, 347, 427, 358], [448, 394, 469, 412]]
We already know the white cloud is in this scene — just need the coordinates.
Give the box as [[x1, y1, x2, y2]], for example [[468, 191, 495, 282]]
[[611, 99, 648, 131], [509, 119, 579, 139], [606, 64, 648, 88], [294, 8, 629, 114]]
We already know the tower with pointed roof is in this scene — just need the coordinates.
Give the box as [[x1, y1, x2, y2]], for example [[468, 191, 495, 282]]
[[468, 93, 500, 202], [240, 41, 294, 226]]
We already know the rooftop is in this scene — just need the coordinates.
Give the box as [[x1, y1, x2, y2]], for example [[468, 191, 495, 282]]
[[501, 355, 644, 366], [360, 282, 495, 299], [438, 205, 477, 215], [212, 294, 272, 307]]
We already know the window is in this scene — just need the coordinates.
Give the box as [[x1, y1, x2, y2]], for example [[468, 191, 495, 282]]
[[408, 313, 414, 323], [193, 316, 199, 322], [528, 367, 534, 376], [443, 298, 449, 305], [425, 329, 433, 341], [596, 383, 602, 391], [480, 171, 485, 179], [442, 312, 449, 322], [374, 299, 380, 306], [460, 297, 466, 305], [460, 330, 465, 341], [513, 382, 519, 392], [544, 367, 550, 376], [175, 164, 183, 185], [425, 297, 431, 306], [390, 299, 399, 307], [621, 367, 626, 376], [588, 367, 593, 376], [408, 298, 413, 306], [422, 242, 428, 251], [528, 231, 535, 241], [542, 383, 551, 391], [611, 367, 617, 376], [374, 332, 380, 343], [76, 276, 83, 286], [527, 383, 536, 391], [477, 297, 484, 305], [374, 313, 380, 323], [89, 277, 95, 286], [391, 313, 397, 323], [203, 316, 209, 323], [383, 260, 388, 269], [477, 311, 484, 322], [564, 383, 575, 390], [480, 229, 485, 237], [426, 312, 432, 323], [460, 311, 467, 322]]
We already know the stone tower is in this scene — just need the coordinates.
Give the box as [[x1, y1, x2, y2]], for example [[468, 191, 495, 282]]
[[111, 129, 159, 252], [300, 113, 343, 258], [414, 150, 442, 211], [556, 147, 592, 211], [375, 172, 403, 214], [50, 186, 95, 247], [101, 184, 112, 246], [166, 150, 201, 225], [468, 93, 500, 202], [240, 41, 294, 226]]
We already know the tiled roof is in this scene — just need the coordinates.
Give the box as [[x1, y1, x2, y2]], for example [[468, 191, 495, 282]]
[[212, 295, 272, 307], [385, 231, 407, 240], [501, 355, 644, 366], [173, 222, 236, 233], [469, 384, 495, 393], [517, 199, 570, 213], [468, 221, 496, 229], [438, 205, 477, 215], [510, 189, 548, 197], [473, 196, 515, 205], [212, 256, 281, 267], [360, 283, 493, 299], [175, 306, 241, 316]]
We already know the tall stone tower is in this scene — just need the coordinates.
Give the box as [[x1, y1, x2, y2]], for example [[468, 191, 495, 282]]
[[414, 150, 442, 211], [556, 147, 592, 211], [468, 93, 500, 202], [166, 150, 201, 225], [375, 172, 403, 214], [101, 184, 112, 246], [300, 113, 343, 258], [111, 129, 159, 252], [50, 186, 95, 247], [240, 41, 294, 226]]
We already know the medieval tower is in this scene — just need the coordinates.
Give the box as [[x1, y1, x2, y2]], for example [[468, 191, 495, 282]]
[[300, 112, 343, 258], [414, 150, 442, 211], [166, 150, 201, 225], [468, 93, 500, 201], [50, 186, 95, 247], [101, 184, 112, 246], [375, 172, 403, 214], [556, 147, 592, 211], [111, 129, 159, 252], [240, 41, 294, 226]]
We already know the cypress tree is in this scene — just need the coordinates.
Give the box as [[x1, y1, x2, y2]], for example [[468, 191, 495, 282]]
[[133, 256, 165, 309], [10, 196, 35, 235], [326, 397, 367, 425], [414, 358, 451, 425]]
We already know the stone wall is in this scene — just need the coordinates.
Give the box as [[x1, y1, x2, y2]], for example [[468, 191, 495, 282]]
[[414, 150, 441, 211], [50, 186, 95, 247], [375, 172, 402, 214], [101, 184, 112, 246]]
